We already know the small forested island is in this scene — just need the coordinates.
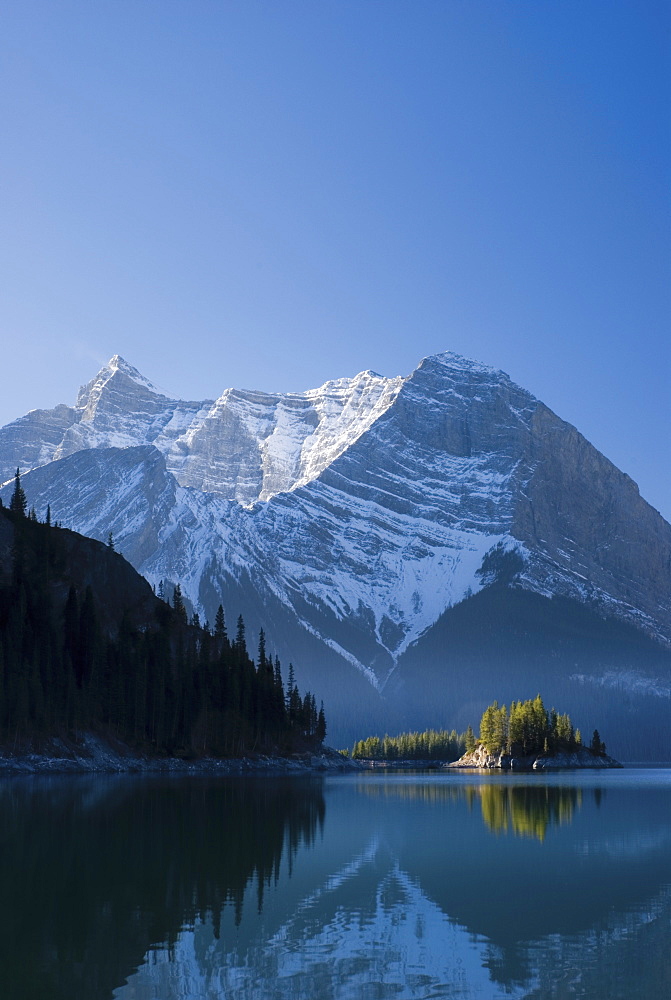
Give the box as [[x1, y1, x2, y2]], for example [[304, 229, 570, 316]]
[[0, 472, 342, 774], [349, 728, 465, 762], [348, 696, 621, 770], [450, 695, 622, 770]]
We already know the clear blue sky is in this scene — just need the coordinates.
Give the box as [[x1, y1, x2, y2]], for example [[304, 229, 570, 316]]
[[1, 1, 669, 518]]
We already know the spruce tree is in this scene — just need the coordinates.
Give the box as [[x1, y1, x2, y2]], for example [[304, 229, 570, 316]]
[[316, 702, 327, 743], [235, 615, 246, 654], [9, 469, 27, 517], [172, 584, 187, 623], [214, 605, 227, 642], [257, 628, 267, 669]]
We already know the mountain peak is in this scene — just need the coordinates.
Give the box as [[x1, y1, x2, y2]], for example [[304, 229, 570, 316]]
[[420, 351, 512, 381], [92, 355, 169, 397], [73, 356, 175, 413], [107, 354, 137, 374]]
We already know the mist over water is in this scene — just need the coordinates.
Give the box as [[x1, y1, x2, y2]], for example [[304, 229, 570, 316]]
[[1, 771, 669, 999]]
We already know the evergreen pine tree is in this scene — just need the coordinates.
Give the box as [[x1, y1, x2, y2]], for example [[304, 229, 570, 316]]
[[235, 615, 246, 655], [172, 584, 187, 623], [316, 702, 327, 743], [214, 605, 227, 642], [9, 469, 27, 517]]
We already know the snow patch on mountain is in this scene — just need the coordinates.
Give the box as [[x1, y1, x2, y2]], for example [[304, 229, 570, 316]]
[[570, 670, 671, 699]]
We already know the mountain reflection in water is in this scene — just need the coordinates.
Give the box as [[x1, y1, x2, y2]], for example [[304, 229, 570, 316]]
[[1, 771, 669, 1000]]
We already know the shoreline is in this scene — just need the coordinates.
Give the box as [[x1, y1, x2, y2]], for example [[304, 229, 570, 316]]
[[0, 734, 359, 777]]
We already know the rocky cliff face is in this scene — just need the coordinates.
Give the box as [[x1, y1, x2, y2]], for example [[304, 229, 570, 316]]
[[1, 352, 670, 749]]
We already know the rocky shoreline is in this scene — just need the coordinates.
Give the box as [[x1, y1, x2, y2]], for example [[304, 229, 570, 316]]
[[0, 734, 360, 777], [354, 759, 445, 770], [447, 744, 622, 771]]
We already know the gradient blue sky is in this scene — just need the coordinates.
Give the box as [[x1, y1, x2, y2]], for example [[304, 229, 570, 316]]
[[2, 1, 670, 517]]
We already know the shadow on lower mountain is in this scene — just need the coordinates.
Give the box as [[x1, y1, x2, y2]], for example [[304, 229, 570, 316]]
[[385, 582, 671, 760]]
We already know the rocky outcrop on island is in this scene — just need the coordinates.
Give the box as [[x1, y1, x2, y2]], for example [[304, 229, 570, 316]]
[[448, 744, 622, 770]]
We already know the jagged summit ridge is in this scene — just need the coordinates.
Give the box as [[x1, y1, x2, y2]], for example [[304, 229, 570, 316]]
[[1, 350, 523, 493], [2, 354, 408, 502], [419, 350, 513, 379]]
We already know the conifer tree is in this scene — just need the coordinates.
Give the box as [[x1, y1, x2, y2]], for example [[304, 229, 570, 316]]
[[172, 584, 187, 623], [286, 662, 295, 710], [479, 701, 499, 752], [214, 605, 227, 642], [235, 615, 246, 654], [9, 469, 27, 517], [257, 628, 267, 669], [315, 702, 327, 743]]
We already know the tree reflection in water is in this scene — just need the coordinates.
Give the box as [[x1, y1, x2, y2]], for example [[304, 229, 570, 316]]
[[359, 777, 587, 841], [478, 784, 581, 840], [0, 777, 325, 1000]]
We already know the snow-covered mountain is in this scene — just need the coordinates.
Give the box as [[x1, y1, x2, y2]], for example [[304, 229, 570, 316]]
[[2, 352, 670, 748]]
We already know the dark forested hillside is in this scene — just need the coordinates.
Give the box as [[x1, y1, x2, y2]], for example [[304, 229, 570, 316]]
[[0, 498, 325, 756]]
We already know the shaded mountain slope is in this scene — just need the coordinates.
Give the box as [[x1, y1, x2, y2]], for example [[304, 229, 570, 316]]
[[388, 584, 671, 759]]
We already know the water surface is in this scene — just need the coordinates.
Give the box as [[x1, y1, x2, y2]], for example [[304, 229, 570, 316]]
[[1, 769, 669, 999]]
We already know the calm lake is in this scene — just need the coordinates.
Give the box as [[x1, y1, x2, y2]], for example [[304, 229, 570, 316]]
[[1, 769, 669, 999]]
